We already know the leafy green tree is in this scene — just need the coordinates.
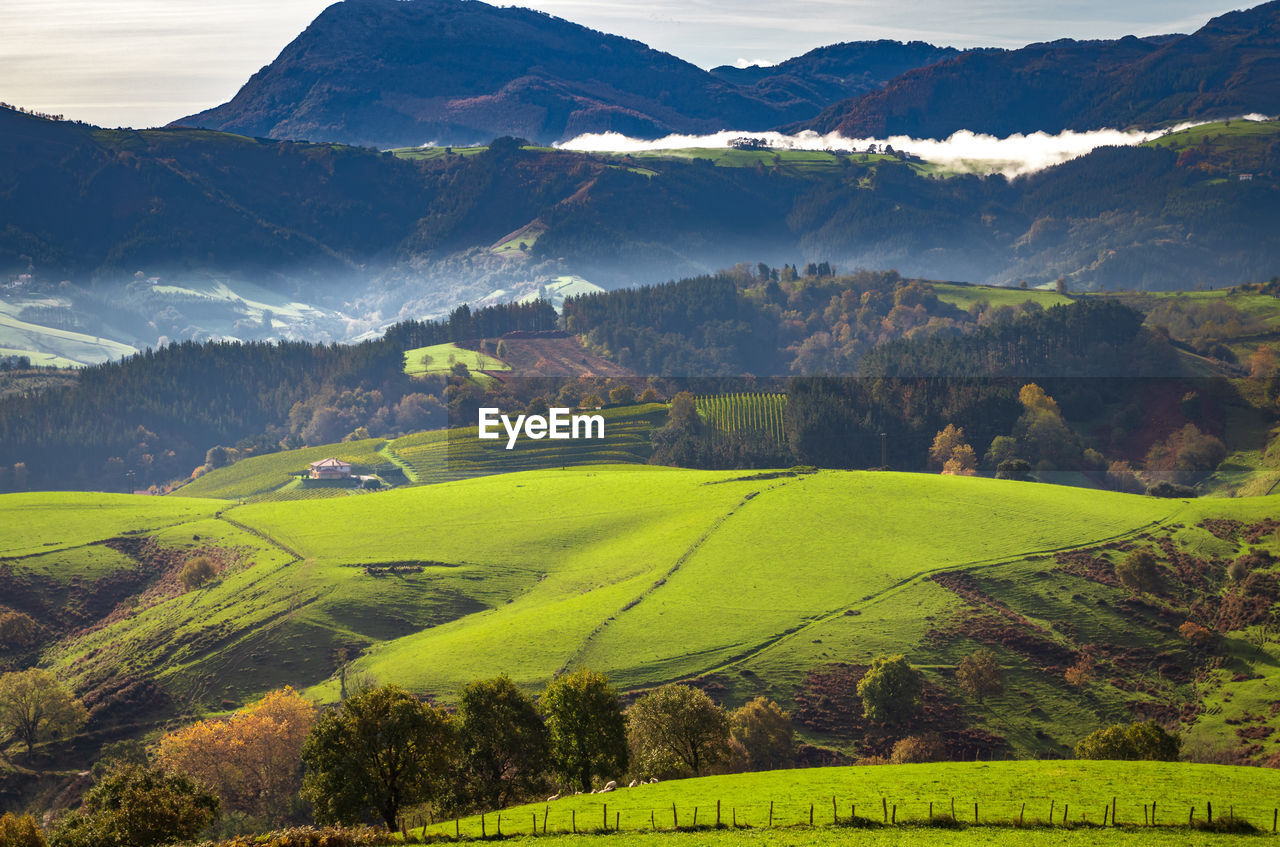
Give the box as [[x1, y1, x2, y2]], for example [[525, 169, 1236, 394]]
[[540, 670, 628, 792], [456, 676, 550, 811], [627, 684, 729, 778], [302, 685, 455, 830], [608, 384, 635, 405], [1115, 550, 1161, 594], [1074, 720, 1180, 761], [956, 648, 1003, 703], [728, 697, 794, 771], [51, 764, 218, 847], [857, 655, 923, 728], [0, 669, 87, 759]]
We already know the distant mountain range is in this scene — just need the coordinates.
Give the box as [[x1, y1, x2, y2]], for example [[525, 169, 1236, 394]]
[[801, 2, 1280, 138], [172, 0, 960, 147], [175, 0, 1280, 149]]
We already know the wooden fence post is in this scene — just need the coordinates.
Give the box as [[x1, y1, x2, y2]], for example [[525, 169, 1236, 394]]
[[1049, 800, 1054, 825], [929, 801, 933, 821], [809, 803, 814, 826], [616, 813, 620, 832], [455, 818, 459, 839], [651, 810, 655, 831], [883, 797, 888, 823], [673, 803, 677, 829], [544, 806, 549, 834], [974, 802, 978, 823], [892, 804, 897, 825], [952, 798, 957, 821], [480, 813, 486, 838], [1152, 800, 1157, 826], [1112, 796, 1117, 826], [769, 801, 774, 827], [603, 804, 608, 832], [1019, 803, 1025, 825], [1208, 801, 1213, 823], [532, 812, 536, 835], [1063, 804, 1068, 825], [718, 800, 722, 827], [832, 795, 837, 824], [496, 813, 501, 837], [572, 809, 576, 834]]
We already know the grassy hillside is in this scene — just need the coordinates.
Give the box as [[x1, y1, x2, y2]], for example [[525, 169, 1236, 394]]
[[176, 439, 395, 501], [419, 760, 1280, 839], [8, 469, 1279, 766], [177, 404, 667, 500], [403, 342, 511, 379]]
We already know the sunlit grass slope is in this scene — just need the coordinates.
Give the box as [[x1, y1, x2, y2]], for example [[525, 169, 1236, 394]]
[[420, 760, 1280, 840]]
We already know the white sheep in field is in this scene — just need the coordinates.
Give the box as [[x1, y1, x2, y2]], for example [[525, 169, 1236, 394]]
[[649, 777, 659, 784], [604, 780, 617, 790], [547, 794, 560, 802], [627, 780, 637, 788]]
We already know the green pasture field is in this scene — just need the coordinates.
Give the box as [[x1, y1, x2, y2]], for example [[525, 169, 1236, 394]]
[[418, 760, 1280, 840], [1143, 119, 1280, 152], [613, 148, 935, 177], [402, 830, 1280, 846], [390, 145, 488, 161], [389, 404, 666, 485], [404, 342, 511, 381], [11, 469, 1280, 759], [176, 438, 393, 501], [930, 282, 1073, 310], [0, 309, 136, 367], [0, 492, 222, 557]]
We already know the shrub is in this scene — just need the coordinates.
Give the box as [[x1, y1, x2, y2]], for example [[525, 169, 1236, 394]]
[[51, 764, 219, 847], [890, 734, 947, 764], [1074, 720, 1181, 761], [956, 648, 1003, 703], [179, 557, 217, 590], [0, 611, 39, 649], [193, 826, 393, 847], [1146, 481, 1195, 498], [1115, 550, 1161, 594], [0, 813, 46, 847]]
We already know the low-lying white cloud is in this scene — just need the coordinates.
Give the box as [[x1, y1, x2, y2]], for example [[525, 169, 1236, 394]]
[[558, 115, 1273, 177]]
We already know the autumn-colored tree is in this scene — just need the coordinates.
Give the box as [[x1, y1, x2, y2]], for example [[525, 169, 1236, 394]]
[[178, 556, 216, 590], [0, 669, 87, 759], [608, 384, 635, 405], [1064, 652, 1095, 687], [942, 445, 978, 476], [0, 812, 46, 847], [157, 687, 316, 823], [929, 424, 967, 470], [956, 649, 1003, 703], [1249, 344, 1277, 380], [890, 733, 947, 764], [1179, 621, 1213, 645]]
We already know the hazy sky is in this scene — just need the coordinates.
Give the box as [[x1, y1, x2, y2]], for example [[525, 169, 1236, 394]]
[[0, 0, 1243, 129]]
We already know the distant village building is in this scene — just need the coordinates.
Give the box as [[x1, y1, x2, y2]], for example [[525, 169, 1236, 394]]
[[308, 458, 353, 480], [1240, 173, 1254, 181]]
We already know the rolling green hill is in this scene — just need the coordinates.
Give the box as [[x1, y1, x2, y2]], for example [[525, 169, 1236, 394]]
[[6, 468, 1279, 766], [419, 760, 1280, 840]]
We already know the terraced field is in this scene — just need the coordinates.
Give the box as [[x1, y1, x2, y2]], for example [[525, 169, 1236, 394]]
[[390, 404, 666, 484]]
